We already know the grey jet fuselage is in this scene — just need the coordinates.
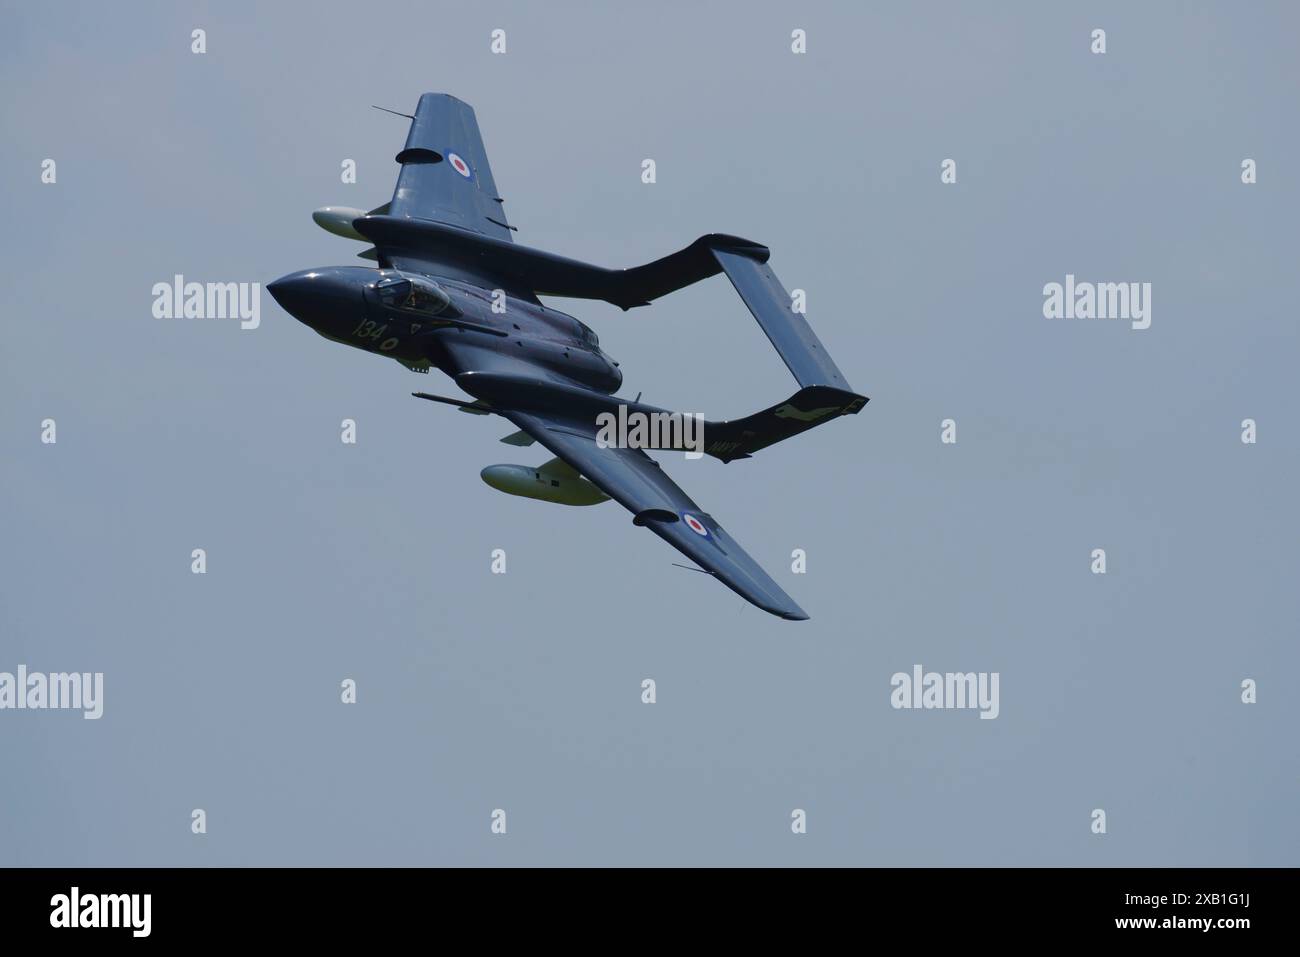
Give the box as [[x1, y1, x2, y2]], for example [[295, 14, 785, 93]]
[[269, 266, 622, 393], [266, 92, 868, 619]]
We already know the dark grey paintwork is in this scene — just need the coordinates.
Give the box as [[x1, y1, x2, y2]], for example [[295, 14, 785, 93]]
[[269, 93, 867, 620]]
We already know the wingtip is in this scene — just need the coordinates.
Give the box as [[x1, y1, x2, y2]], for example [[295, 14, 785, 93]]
[[758, 596, 810, 621]]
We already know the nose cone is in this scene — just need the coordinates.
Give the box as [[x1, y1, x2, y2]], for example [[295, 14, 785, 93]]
[[267, 269, 331, 320]]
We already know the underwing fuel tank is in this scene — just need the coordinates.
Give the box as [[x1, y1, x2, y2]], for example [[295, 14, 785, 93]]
[[481, 463, 609, 506], [312, 207, 369, 241]]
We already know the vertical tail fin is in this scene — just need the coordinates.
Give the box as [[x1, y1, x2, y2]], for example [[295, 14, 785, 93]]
[[703, 385, 867, 462]]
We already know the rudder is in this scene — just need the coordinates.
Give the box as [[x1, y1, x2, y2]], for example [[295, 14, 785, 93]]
[[703, 385, 867, 463]]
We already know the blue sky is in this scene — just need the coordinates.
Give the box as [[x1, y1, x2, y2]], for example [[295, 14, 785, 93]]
[[1, 1, 1296, 865]]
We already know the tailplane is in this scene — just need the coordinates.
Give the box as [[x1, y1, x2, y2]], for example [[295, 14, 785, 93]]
[[702, 241, 865, 461]]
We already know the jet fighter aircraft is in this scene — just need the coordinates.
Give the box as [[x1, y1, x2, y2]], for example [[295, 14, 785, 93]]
[[269, 94, 866, 619]]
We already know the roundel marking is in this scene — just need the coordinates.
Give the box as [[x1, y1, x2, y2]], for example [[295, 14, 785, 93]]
[[448, 152, 472, 179], [683, 513, 708, 537]]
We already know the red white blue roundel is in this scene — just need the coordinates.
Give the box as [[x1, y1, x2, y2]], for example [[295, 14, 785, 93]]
[[448, 152, 472, 179], [683, 512, 709, 537]]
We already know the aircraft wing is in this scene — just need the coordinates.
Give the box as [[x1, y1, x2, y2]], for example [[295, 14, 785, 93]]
[[501, 409, 809, 620], [389, 93, 514, 243]]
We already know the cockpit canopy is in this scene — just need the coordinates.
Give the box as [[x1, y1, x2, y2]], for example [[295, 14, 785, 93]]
[[575, 322, 599, 347], [374, 273, 454, 316]]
